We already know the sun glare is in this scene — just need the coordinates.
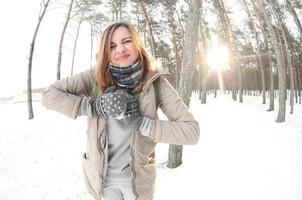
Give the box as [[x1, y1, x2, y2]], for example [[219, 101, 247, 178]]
[[207, 46, 229, 70]]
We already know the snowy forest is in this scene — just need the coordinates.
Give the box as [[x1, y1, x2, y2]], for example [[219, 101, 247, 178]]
[[0, 0, 302, 199], [23, 0, 302, 122]]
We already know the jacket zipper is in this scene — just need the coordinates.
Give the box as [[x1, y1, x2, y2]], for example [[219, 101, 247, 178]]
[[131, 76, 163, 198], [101, 132, 108, 184], [129, 83, 152, 199], [130, 130, 139, 199], [96, 118, 108, 197]]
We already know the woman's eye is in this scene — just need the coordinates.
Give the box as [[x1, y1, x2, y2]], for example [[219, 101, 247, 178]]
[[110, 45, 116, 49], [123, 40, 132, 44]]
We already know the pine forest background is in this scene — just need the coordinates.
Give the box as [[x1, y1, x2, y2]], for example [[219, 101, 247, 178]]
[[1, 0, 302, 168]]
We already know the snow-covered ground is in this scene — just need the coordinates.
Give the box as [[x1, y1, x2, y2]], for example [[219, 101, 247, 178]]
[[0, 93, 301, 200]]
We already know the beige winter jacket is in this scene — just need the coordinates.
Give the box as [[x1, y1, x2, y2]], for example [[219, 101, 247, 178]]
[[41, 68, 199, 200]]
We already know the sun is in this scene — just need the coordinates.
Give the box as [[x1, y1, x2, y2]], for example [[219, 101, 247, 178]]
[[207, 45, 229, 70]]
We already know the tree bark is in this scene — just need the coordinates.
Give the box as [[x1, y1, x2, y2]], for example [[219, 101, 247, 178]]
[[249, 0, 275, 110], [297, 59, 302, 104], [241, 0, 266, 104], [167, 0, 202, 169], [293, 60, 299, 104], [27, 0, 52, 120], [164, 2, 182, 88], [269, 0, 295, 114], [286, 0, 302, 39], [257, 0, 286, 122], [57, 0, 75, 80], [213, 0, 241, 101], [199, 14, 210, 104], [137, 0, 157, 58], [71, 13, 84, 76], [268, 55, 275, 111], [90, 23, 93, 68]]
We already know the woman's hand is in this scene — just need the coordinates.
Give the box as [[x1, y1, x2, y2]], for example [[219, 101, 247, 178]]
[[94, 86, 141, 120], [124, 94, 141, 122]]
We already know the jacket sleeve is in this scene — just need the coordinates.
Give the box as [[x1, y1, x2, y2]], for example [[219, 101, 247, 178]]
[[41, 69, 95, 119], [150, 77, 200, 145]]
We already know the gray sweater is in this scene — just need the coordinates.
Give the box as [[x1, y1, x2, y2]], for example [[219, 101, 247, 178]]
[[104, 116, 152, 184]]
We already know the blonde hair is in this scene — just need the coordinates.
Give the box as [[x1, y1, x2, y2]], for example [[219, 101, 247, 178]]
[[95, 22, 154, 93]]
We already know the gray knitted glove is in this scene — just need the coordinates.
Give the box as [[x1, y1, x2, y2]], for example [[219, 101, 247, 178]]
[[124, 94, 141, 122], [79, 86, 124, 118], [80, 86, 141, 120], [96, 86, 141, 120], [92, 86, 125, 118], [79, 97, 107, 117]]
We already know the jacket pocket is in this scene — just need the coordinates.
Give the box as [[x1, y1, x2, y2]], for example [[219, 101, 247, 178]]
[[82, 153, 101, 199], [83, 152, 88, 159]]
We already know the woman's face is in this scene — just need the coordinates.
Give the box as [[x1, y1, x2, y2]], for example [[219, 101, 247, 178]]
[[109, 26, 139, 67]]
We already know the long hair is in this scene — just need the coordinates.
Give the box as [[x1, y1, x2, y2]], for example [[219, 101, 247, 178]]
[[95, 22, 155, 93]]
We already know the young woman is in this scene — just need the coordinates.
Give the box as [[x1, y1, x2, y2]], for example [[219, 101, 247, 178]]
[[42, 22, 199, 200]]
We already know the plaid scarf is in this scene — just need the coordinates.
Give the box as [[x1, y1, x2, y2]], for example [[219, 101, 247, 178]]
[[109, 60, 143, 89]]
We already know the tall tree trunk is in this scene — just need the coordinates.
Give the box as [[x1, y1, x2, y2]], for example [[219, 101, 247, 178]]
[[114, 0, 118, 21], [249, 0, 275, 109], [167, 0, 202, 169], [137, 0, 157, 58], [27, 0, 52, 120], [213, 71, 218, 97], [118, 0, 122, 21], [164, 3, 181, 89], [268, 54, 275, 111], [241, 0, 266, 104], [201, 63, 208, 104], [90, 23, 93, 68], [71, 13, 84, 76], [135, 4, 141, 32], [297, 59, 302, 104], [257, 0, 286, 122], [269, 0, 295, 114], [199, 13, 210, 104], [237, 59, 243, 102], [293, 61, 299, 104], [57, 0, 75, 80], [214, 0, 240, 101], [286, 0, 302, 38]]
